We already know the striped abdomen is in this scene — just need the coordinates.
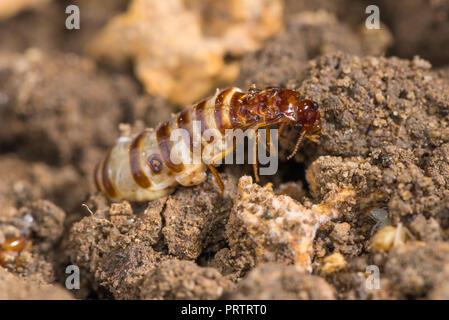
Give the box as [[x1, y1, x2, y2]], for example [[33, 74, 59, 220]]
[[94, 87, 249, 201]]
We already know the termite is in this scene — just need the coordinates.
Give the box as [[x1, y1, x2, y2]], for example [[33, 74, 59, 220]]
[[0, 236, 32, 267], [94, 86, 321, 201]]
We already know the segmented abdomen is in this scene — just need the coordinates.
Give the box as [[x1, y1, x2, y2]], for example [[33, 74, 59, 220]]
[[94, 87, 243, 201]]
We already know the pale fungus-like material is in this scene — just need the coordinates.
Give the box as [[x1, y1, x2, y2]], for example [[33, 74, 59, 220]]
[[88, 0, 283, 105], [185, 0, 283, 56], [320, 252, 347, 274], [227, 176, 355, 273], [371, 224, 407, 252]]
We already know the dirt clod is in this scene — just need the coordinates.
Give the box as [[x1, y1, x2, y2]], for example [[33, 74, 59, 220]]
[[225, 263, 335, 299], [141, 259, 232, 300]]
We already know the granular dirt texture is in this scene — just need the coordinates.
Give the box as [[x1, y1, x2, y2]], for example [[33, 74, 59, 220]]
[[287, 53, 449, 224], [140, 259, 233, 300], [68, 172, 238, 298], [224, 263, 335, 299], [379, 241, 449, 299]]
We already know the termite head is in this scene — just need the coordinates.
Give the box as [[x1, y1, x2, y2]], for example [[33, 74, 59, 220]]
[[277, 90, 321, 134], [279, 90, 321, 136], [277, 90, 321, 159], [291, 99, 321, 135]]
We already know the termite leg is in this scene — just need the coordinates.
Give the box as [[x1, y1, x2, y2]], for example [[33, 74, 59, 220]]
[[277, 122, 290, 147], [208, 165, 224, 197], [254, 128, 269, 156], [306, 134, 320, 143], [278, 122, 285, 139], [253, 130, 260, 182], [265, 127, 276, 157]]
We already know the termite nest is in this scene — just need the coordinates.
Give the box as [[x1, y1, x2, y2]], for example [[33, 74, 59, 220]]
[[1, 0, 449, 300]]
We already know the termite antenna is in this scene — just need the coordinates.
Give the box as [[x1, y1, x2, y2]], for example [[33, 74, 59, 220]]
[[286, 130, 306, 160]]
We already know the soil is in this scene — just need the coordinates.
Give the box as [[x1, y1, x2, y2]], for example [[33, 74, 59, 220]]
[[0, 0, 449, 300]]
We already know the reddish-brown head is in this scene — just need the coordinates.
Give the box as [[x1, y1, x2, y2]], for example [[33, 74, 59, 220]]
[[277, 90, 321, 135], [276, 89, 321, 159]]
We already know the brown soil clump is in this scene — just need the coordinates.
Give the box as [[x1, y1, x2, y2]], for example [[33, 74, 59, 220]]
[[141, 259, 233, 299], [224, 263, 335, 299], [68, 173, 236, 298], [0, 268, 72, 299]]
